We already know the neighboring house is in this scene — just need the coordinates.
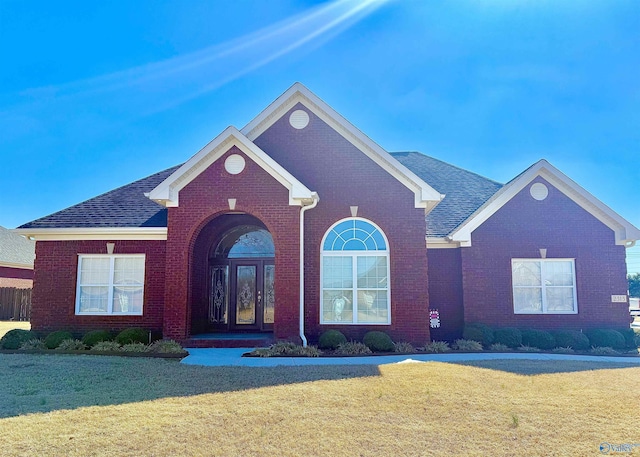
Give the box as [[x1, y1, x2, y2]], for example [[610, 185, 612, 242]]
[[16, 83, 640, 345], [0, 226, 35, 289]]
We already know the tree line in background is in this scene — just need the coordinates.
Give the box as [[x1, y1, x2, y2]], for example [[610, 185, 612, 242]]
[[629, 274, 640, 298]]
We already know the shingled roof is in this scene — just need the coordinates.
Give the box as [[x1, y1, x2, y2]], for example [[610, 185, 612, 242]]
[[392, 152, 503, 237], [0, 226, 35, 267], [19, 153, 502, 237], [19, 165, 180, 229]]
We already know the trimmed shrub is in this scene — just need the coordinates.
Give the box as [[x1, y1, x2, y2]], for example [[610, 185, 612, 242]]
[[82, 330, 112, 348], [146, 339, 185, 354], [452, 339, 482, 351], [616, 328, 638, 349], [585, 329, 626, 350], [363, 331, 395, 352], [493, 327, 522, 348], [115, 328, 149, 345], [521, 329, 556, 350], [91, 341, 122, 352], [318, 330, 347, 350], [0, 329, 38, 349], [552, 330, 590, 351], [20, 338, 46, 350], [44, 330, 74, 349], [489, 343, 511, 352], [56, 339, 86, 351], [394, 342, 416, 353], [423, 341, 450, 353], [462, 323, 494, 346], [336, 341, 372, 355]]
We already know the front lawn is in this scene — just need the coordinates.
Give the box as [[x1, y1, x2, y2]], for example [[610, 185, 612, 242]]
[[0, 353, 638, 456]]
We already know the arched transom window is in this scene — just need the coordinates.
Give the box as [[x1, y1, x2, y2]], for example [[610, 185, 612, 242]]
[[320, 218, 390, 325]]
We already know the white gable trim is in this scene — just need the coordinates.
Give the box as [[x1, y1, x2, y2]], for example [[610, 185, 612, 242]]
[[241, 83, 444, 212], [0, 261, 33, 270], [14, 227, 168, 241], [450, 159, 640, 247], [148, 126, 315, 207]]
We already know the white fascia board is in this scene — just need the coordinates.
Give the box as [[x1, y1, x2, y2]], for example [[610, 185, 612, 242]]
[[0, 261, 33, 270], [241, 82, 444, 210], [426, 237, 460, 249], [13, 227, 168, 241], [148, 126, 314, 207], [450, 159, 640, 247]]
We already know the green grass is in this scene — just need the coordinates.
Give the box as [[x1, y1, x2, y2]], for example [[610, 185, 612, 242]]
[[1, 353, 639, 456]]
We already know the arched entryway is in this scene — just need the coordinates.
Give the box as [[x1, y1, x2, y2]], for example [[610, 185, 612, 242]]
[[190, 214, 275, 335]]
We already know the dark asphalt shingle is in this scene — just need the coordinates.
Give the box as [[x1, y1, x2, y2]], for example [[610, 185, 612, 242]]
[[0, 226, 35, 267], [19, 153, 503, 237]]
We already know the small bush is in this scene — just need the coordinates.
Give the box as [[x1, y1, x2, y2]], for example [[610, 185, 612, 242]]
[[44, 330, 74, 349], [590, 346, 619, 355], [56, 339, 86, 351], [585, 329, 626, 350], [423, 341, 451, 353], [518, 345, 541, 352], [453, 339, 482, 351], [363, 331, 395, 352], [115, 328, 149, 345], [122, 343, 149, 352], [20, 339, 46, 350], [250, 341, 321, 357], [552, 330, 590, 351], [91, 341, 122, 352], [521, 329, 556, 350], [552, 347, 575, 354], [489, 343, 511, 352], [336, 341, 372, 355], [616, 328, 638, 349], [1, 329, 38, 349], [394, 341, 416, 353], [493, 328, 522, 348], [82, 330, 112, 348], [146, 339, 185, 354], [318, 330, 347, 350], [462, 323, 494, 346]]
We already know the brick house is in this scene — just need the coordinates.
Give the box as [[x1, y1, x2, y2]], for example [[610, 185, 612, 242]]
[[17, 83, 640, 345], [0, 226, 35, 289]]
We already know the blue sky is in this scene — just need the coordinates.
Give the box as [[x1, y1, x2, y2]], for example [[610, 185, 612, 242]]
[[1, 0, 639, 273]]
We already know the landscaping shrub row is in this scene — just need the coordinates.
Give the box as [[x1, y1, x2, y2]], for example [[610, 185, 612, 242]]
[[0, 327, 186, 355], [463, 323, 639, 352]]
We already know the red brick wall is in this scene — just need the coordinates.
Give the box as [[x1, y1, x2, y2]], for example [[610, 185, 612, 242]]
[[30, 240, 166, 335], [462, 177, 631, 331], [427, 248, 464, 341], [254, 103, 431, 344], [0, 265, 33, 288], [163, 145, 301, 340]]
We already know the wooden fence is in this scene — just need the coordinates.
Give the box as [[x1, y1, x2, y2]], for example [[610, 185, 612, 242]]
[[0, 288, 31, 321]]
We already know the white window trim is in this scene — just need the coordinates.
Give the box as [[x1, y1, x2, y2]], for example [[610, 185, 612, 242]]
[[320, 217, 391, 325], [511, 258, 578, 315], [75, 254, 146, 316]]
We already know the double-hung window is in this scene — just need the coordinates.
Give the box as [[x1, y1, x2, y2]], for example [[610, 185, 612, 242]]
[[321, 218, 390, 324], [76, 255, 145, 315], [512, 259, 577, 314]]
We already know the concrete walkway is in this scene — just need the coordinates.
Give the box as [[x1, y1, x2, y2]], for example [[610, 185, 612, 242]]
[[182, 347, 640, 367]]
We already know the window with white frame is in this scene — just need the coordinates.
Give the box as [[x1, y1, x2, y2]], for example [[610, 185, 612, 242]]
[[511, 259, 577, 314], [321, 218, 390, 324], [76, 255, 145, 315]]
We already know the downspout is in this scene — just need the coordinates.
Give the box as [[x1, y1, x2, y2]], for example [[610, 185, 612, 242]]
[[299, 192, 319, 347]]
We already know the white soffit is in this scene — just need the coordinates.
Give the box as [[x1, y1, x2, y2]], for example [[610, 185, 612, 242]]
[[241, 82, 444, 211], [13, 227, 168, 241], [148, 126, 315, 207], [450, 159, 640, 247]]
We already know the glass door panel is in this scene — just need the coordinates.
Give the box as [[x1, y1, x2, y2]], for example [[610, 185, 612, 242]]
[[209, 266, 228, 324], [236, 265, 256, 325], [263, 265, 275, 325]]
